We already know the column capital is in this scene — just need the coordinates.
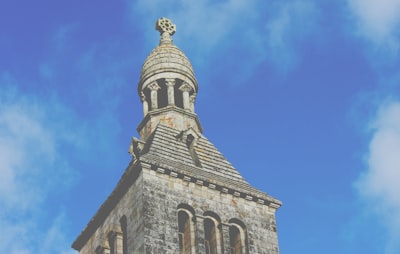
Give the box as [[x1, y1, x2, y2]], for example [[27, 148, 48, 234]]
[[147, 82, 161, 91], [179, 82, 192, 92], [140, 92, 146, 102], [165, 78, 176, 86], [189, 93, 196, 112], [189, 93, 196, 102]]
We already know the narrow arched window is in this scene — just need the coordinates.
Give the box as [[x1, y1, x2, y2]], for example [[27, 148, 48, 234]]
[[174, 80, 184, 109], [204, 218, 217, 254], [228, 219, 248, 254], [178, 210, 192, 254], [158, 81, 168, 108], [203, 211, 223, 254], [229, 225, 242, 254]]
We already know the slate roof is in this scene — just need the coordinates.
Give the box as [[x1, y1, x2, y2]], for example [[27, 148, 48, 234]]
[[138, 123, 273, 198]]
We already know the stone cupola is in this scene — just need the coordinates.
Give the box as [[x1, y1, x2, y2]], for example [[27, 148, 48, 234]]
[[137, 18, 202, 141]]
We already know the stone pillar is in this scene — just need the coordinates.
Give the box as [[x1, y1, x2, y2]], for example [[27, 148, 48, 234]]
[[109, 231, 123, 254], [140, 93, 148, 116], [195, 216, 206, 254], [221, 223, 231, 254], [215, 222, 224, 254], [148, 82, 161, 110], [179, 82, 192, 110], [189, 93, 196, 113], [165, 78, 176, 106]]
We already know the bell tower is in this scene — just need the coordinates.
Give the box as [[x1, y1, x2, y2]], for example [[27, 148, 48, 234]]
[[72, 18, 282, 254]]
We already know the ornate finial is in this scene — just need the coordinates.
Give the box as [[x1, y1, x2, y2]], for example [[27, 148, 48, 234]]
[[156, 17, 176, 45]]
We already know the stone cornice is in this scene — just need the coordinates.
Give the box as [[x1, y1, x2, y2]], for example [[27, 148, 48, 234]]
[[136, 106, 203, 134], [139, 159, 282, 209]]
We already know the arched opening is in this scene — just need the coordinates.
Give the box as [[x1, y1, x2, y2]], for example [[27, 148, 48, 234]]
[[229, 225, 241, 254], [157, 80, 168, 109], [204, 218, 217, 254], [143, 89, 151, 113], [203, 211, 222, 254], [228, 219, 248, 254], [174, 80, 184, 109], [178, 211, 191, 253], [177, 204, 196, 253]]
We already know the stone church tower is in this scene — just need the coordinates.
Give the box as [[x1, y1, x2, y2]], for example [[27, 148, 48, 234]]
[[72, 18, 282, 254]]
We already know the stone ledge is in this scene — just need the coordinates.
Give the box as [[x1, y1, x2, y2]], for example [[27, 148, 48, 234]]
[[140, 157, 282, 206], [144, 162, 282, 209]]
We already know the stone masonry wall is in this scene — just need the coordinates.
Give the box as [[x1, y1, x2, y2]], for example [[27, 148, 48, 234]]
[[77, 163, 279, 254], [142, 164, 280, 254], [79, 172, 145, 254]]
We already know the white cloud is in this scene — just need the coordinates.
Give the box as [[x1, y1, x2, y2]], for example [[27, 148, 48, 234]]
[[39, 212, 77, 254], [133, 0, 257, 50], [130, 0, 319, 77], [0, 73, 79, 253], [347, 0, 400, 53], [356, 100, 400, 254], [265, 0, 318, 72]]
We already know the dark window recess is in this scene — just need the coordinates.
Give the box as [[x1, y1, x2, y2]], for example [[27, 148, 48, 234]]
[[178, 211, 192, 254], [204, 219, 217, 254]]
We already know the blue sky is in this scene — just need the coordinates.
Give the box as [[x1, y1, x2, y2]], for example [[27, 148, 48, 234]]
[[1, 0, 400, 253]]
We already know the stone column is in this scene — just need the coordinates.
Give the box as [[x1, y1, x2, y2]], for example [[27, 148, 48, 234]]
[[195, 216, 206, 254], [165, 78, 176, 106], [140, 92, 148, 116], [179, 82, 192, 110], [189, 93, 196, 113], [214, 222, 224, 254], [148, 82, 161, 110], [221, 223, 231, 254]]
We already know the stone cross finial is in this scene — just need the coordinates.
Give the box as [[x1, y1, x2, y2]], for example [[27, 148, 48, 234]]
[[156, 17, 176, 45]]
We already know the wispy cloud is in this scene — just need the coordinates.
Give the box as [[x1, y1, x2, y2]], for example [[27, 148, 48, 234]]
[[0, 20, 137, 253], [130, 0, 319, 81], [131, 0, 258, 55], [37, 23, 134, 162], [356, 100, 400, 254], [0, 73, 80, 253], [265, 0, 318, 72], [347, 0, 400, 55]]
